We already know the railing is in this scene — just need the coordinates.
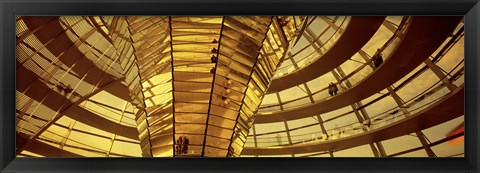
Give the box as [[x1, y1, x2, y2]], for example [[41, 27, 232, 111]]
[[245, 59, 463, 148], [273, 17, 351, 78], [387, 131, 464, 157], [15, 16, 131, 146], [272, 131, 465, 157], [258, 17, 411, 112]]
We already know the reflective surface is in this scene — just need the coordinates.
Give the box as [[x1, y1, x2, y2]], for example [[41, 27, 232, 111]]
[[260, 16, 408, 112], [15, 16, 464, 158], [244, 18, 464, 157], [274, 16, 350, 78], [16, 16, 304, 157]]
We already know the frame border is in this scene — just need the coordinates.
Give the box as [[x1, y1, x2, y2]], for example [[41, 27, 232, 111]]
[[1, 0, 479, 172]]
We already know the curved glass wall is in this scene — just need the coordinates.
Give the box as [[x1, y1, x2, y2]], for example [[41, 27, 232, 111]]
[[274, 16, 350, 78], [243, 21, 464, 157], [15, 15, 305, 157], [15, 16, 464, 158], [260, 16, 407, 112], [16, 16, 143, 157]]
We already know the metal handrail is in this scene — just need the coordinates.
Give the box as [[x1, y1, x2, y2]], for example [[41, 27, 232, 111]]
[[246, 60, 463, 145], [259, 17, 411, 110]]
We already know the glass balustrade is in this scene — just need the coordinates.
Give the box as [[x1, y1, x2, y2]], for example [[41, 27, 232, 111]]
[[244, 61, 463, 149], [274, 17, 351, 78], [258, 17, 411, 112]]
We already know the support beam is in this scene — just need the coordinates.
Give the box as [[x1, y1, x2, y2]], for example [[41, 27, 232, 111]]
[[331, 69, 365, 123], [304, 28, 324, 53], [276, 92, 284, 111], [17, 133, 82, 157], [107, 101, 129, 156], [303, 83, 315, 103], [370, 143, 381, 157], [332, 66, 382, 157], [316, 115, 328, 140], [242, 84, 464, 155], [376, 142, 387, 157], [386, 87, 410, 117], [415, 131, 437, 157], [319, 16, 343, 32], [22, 17, 119, 89], [424, 59, 457, 91], [284, 121, 293, 145], [382, 19, 399, 34], [252, 124, 258, 157], [316, 115, 334, 156], [59, 121, 76, 149], [168, 16, 178, 157], [284, 121, 294, 157], [268, 16, 386, 93], [16, 70, 134, 154], [252, 125, 258, 148], [386, 79, 437, 157]]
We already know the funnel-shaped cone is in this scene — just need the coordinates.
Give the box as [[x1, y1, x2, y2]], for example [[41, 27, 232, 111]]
[[128, 16, 303, 157]]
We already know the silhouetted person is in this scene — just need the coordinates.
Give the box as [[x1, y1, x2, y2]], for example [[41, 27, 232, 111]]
[[374, 49, 383, 68], [181, 136, 189, 154], [176, 137, 184, 154], [64, 84, 73, 96], [211, 48, 218, 53], [210, 67, 215, 74], [332, 83, 338, 95], [211, 55, 218, 63], [175, 138, 181, 154], [56, 84, 64, 94], [328, 82, 338, 96], [56, 82, 73, 96], [212, 39, 218, 43]]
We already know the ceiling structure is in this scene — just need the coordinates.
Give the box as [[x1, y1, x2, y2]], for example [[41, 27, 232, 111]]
[[15, 16, 465, 158]]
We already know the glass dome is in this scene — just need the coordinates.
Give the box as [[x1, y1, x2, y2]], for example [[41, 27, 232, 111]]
[[15, 16, 464, 158]]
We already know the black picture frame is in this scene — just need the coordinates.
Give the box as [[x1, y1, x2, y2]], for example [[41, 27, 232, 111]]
[[1, 0, 479, 172]]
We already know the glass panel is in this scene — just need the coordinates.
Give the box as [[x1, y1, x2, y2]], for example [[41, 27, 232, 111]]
[[333, 144, 375, 157], [16, 16, 463, 158], [382, 135, 423, 156]]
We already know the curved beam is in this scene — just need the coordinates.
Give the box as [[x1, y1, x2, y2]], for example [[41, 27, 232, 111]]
[[254, 16, 463, 123], [22, 17, 119, 90], [242, 84, 464, 155], [267, 16, 385, 93], [16, 133, 82, 157], [16, 62, 137, 154]]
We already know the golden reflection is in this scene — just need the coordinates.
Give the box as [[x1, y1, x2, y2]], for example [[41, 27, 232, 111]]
[[15, 16, 463, 158]]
